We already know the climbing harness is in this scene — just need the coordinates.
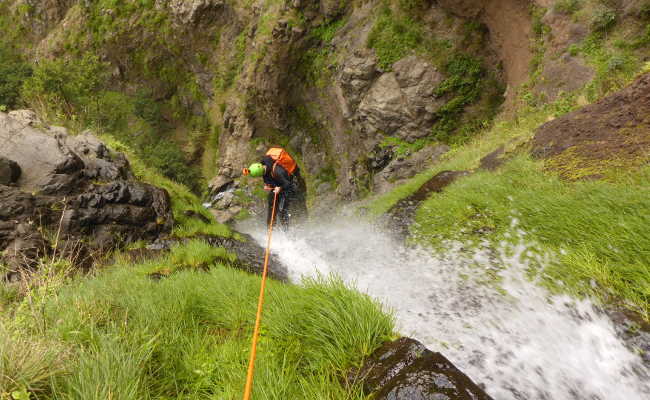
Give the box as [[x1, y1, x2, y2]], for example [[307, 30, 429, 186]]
[[242, 191, 279, 400]]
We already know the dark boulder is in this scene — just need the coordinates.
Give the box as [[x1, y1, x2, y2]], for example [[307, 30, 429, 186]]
[[359, 337, 493, 400], [0, 157, 21, 185], [145, 233, 289, 281]]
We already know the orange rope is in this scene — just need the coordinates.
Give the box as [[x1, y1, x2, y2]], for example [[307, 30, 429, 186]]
[[242, 191, 279, 400]]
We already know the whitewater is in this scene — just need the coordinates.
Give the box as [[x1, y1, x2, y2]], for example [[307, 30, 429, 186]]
[[238, 218, 650, 400]]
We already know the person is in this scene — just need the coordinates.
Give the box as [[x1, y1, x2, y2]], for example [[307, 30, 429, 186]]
[[243, 147, 307, 230]]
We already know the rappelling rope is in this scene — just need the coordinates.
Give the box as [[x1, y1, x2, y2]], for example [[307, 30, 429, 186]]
[[242, 191, 279, 400]]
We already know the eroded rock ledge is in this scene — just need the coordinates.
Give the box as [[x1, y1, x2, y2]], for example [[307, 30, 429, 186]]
[[0, 110, 173, 279]]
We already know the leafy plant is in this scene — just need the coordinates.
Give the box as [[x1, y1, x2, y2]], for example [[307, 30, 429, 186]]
[[431, 55, 486, 143]]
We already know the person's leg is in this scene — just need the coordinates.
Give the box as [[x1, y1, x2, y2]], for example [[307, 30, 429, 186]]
[[266, 191, 275, 227], [278, 192, 291, 231]]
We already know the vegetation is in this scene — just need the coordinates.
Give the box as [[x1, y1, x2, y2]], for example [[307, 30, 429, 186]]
[[412, 156, 650, 319], [17, 53, 205, 193], [0, 44, 32, 110], [366, 5, 424, 71], [1, 246, 394, 398], [553, 0, 583, 15]]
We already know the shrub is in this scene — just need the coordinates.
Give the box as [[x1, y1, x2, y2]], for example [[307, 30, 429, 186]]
[[21, 53, 107, 120], [142, 140, 204, 194], [0, 44, 32, 110], [431, 55, 485, 143]]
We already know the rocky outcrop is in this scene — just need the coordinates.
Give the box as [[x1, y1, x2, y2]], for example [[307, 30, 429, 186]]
[[0, 110, 131, 194], [0, 111, 173, 278], [164, 0, 225, 25], [532, 72, 650, 179], [373, 144, 450, 194], [359, 337, 493, 400], [354, 56, 447, 141]]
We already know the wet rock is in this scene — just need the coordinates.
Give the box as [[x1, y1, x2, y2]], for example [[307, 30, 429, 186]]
[[0, 157, 21, 185], [386, 170, 470, 238], [347, 55, 446, 141], [146, 233, 288, 281], [210, 207, 242, 224], [359, 337, 493, 400], [478, 145, 505, 171], [373, 145, 450, 194], [209, 174, 234, 195]]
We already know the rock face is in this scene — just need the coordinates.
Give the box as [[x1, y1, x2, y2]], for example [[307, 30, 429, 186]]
[[164, 0, 225, 25], [0, 111, 173, 277], [359, 337, 493, 400], [343, 55, 446, 141]]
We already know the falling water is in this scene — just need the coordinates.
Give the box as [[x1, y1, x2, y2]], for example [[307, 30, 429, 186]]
[[238, 218, 650, 400]]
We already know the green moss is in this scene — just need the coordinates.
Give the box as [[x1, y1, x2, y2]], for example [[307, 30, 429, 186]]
[[366, 5, 423, 70], [431, 55, 484, 138], [380, 136, 427, 157], [572, 34, 642, 100]]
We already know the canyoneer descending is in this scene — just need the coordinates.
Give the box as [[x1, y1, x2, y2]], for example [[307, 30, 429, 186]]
[[243, 147, 307, 230]]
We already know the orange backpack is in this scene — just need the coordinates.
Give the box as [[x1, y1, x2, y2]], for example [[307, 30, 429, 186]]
[[266, 147, 297, 177]]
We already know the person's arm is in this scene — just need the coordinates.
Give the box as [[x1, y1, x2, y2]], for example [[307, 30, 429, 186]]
[[273, 165, 292, 192]]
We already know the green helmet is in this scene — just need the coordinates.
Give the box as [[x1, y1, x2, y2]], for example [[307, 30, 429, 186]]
[[248, 163, 265, 177]]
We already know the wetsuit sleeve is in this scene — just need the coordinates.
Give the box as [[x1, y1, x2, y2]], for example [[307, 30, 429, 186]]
[[273, 165, 293, 191]]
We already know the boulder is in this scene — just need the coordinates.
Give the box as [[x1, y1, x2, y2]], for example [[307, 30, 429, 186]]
[[359, 337, 493, 400], [165, 0, 225, 25], [373, 145, 449, 194], [0, 111, 173, 277], [0, 112, 131, 194], [348, 56, 446, 140], [0, 157, 21, 185]]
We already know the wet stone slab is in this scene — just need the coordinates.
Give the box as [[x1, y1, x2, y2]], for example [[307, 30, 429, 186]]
[[359, 337, 493, 400]]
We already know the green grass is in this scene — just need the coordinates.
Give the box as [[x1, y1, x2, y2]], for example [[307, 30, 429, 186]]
[[412, 156, 650, 318], [2, 241, 394, 399], [364, 108, 553, 216]]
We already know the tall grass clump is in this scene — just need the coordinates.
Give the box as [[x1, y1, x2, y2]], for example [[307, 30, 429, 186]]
[[26, 246, 394, 399], [0, 325, 69, 397], [412, 156, 650, 318]]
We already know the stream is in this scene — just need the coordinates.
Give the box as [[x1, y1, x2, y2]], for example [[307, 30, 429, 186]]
[[237, 218, 650, 400]]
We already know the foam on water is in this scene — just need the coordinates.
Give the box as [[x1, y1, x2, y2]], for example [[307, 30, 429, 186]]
[[238, 218, 650, 400]]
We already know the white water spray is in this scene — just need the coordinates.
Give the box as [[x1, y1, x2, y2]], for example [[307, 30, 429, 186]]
[[238, 218, 650, 400]]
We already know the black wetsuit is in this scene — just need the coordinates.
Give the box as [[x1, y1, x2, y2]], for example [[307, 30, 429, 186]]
[[261, 156, 306, 230]]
